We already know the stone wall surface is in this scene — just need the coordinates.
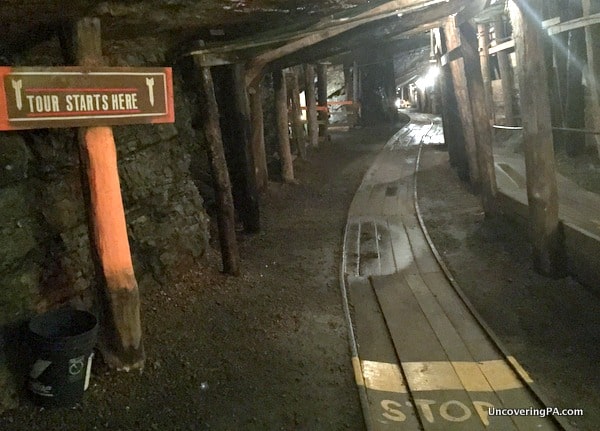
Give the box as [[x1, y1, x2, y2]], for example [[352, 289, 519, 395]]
[[0, 36, 211, 413]]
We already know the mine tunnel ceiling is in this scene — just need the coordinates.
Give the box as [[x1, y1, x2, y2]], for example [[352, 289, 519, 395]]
[[1, 0, 484, 65]]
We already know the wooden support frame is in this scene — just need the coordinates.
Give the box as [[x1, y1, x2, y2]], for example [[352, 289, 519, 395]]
[[230, 63, 260, 233], [460, 21, 498, 215], [478, 23, 495, 123], [564, 3, 587, 157], [316, 63, 329, 140], [287, 68, 306, 158], [248, 80, 269, 192], [583, 0, 600, 157], [494, 17, 517, 126], [438, 27, 468, 175], [273, 69, 295, 182], [73, 18, 144, 370], [509, 0, 565, 277], [304, 64, 319, 148], [443, 19, 479, 185], [195, 60, 241, 276]]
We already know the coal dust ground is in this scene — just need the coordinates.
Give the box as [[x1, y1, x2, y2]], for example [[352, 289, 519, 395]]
[[2, 124, 599, 430]]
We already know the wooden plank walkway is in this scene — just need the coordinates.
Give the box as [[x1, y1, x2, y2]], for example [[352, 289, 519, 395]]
[[342, 114, 563, 430]]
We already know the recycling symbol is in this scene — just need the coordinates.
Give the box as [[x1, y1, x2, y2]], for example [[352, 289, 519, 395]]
[[69, 356, 85, 376]]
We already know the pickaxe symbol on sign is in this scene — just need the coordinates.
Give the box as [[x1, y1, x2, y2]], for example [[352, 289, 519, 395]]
[[11, 79, 23, 110], [146, 77, 155, 106]]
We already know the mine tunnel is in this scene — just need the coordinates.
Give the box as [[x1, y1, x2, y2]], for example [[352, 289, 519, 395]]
[[1, 0, 599, 429]]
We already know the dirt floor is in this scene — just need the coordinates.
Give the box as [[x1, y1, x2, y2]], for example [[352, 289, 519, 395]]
[[2, 122, 600, 430], [0, 126, 398, 431]]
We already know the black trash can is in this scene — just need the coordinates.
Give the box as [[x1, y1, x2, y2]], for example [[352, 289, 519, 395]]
[[27, 308, 98, 407]]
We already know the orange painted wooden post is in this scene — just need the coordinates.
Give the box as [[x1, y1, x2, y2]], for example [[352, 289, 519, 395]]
[[74, 18, 144, 370]]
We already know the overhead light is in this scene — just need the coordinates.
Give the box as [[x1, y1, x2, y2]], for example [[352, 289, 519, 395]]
[[415, 65, 440, 89]]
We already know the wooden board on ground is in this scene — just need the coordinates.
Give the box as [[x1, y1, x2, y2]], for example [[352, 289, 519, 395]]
[[347, 275, 421, 430]]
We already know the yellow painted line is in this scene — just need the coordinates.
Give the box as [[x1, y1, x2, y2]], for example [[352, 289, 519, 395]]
[[507, 355, 534, 384], [479, 359, 527, 390], [354, 359, 530, 394], [403, 361, 464, 391], [453, 362, 495, 392], [361, 360, 408, 393], [402, 360, 526, 393], [352, 356, 365, 387]]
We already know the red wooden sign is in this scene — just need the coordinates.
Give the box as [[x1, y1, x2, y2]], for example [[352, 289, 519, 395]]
[[0, 67, 174, 130]]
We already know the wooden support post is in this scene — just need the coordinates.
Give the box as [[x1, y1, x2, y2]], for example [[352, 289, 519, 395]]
[[248, 80, 269, 192], [583, 0, 600, 158], [494, 17, 517, 126], [344, 60, 354, 102], [509, 0, 565, 277], [74, 18, 144, 370], [353, 59, 360, 107], [230, 64, 260, 233], [478, 23, 496, 123], [439, 28, 468, 175], [304, 64, 319, 149], [564, 1, 587, 156], [542, 0, 565, 129], [273, 69, 295, 182], [316, 63, 329, 140], [353, 59, 361, 123], [195, 61, 240, 276], [460, 21, 498, 215], [443, 19, 479, 185], [287, 69, 306, 159], [383, 59, 397, 121]]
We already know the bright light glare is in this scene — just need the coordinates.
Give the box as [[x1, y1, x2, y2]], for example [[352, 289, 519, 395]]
[[395, 98, 402, 109], [415, 65, 440, 90]]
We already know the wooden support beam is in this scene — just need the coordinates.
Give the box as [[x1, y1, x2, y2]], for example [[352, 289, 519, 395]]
[[460, 21, 498, 215], [494, 17, 517, 126], [344, 60, 354, 102], [439, 28, 467, 173], [583, 0, 600, 158], [488, 39, 515, 54], [287, 68, 306, 158], [229, 64, 260, 233], [478, 23, 495, 123], [303, 64, 319, 149], [244, 0, 457, 85], [542, 1, 565, 129], [564, 2, 587, 157], [271, 0, 468, 72], [440, 46, 463, 66], [547, 11, 600, 35], [443, 19, 479, 184], [509, 0, 565, 277], [248, 80, 269, 192], [352, 59, 360, 112], [73, 18, 144, 370], [195, 61, 240, 276], [273, 69, 295, 182], [316, 63, 329, 140]]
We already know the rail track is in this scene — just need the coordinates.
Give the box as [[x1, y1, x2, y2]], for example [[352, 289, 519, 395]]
[[340, 113, 569, 431]]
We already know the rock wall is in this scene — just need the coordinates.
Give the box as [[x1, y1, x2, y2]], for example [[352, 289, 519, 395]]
[[0, 36, 211, 412]]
